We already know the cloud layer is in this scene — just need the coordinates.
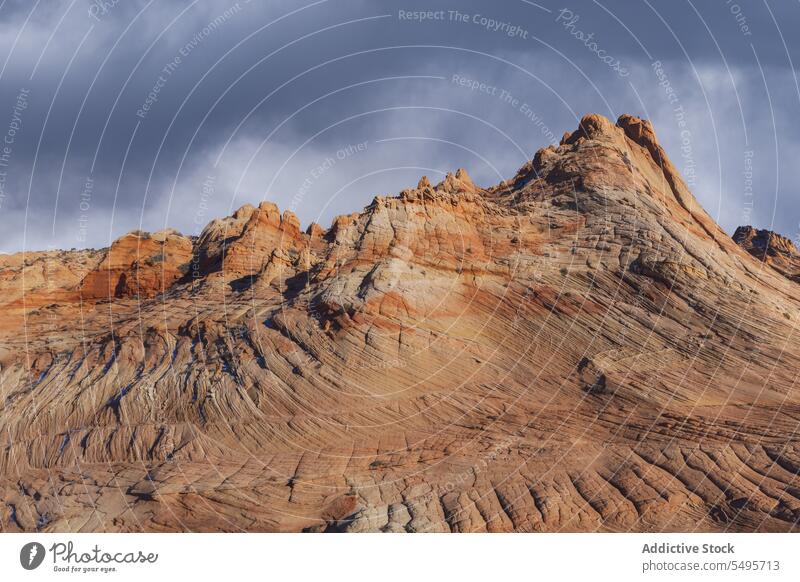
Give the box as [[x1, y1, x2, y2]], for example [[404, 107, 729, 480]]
[[0, 0, 798, 251]]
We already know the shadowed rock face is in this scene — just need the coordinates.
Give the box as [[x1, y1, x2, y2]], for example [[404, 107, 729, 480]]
[[1, 114, 799, 533], [734, 226, 800, 283]]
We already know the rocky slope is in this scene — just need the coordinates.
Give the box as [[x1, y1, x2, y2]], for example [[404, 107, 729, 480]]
[[1, 114, 799, 533]]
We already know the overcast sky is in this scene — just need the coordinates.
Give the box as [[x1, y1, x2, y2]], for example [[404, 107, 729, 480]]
[[0, 0, 798, 252]]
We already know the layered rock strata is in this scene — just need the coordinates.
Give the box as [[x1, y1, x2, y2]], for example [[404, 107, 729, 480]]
[[1, 114, 799, 533]]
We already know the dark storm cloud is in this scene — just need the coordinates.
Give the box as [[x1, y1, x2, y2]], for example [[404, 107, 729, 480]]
[[0, 0, 799, 251]]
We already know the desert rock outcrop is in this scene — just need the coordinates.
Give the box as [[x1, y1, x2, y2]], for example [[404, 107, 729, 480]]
[[1, 114, 799, 533], [734, 225, 800, 283]]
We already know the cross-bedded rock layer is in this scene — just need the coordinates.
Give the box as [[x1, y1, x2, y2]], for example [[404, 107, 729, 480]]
[[1, 114, 799, 532]]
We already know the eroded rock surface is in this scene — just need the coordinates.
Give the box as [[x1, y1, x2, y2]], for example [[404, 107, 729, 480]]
[[1, 114, 799, 533], [79, 229, 194, 300], [734, 226, 800, 283]]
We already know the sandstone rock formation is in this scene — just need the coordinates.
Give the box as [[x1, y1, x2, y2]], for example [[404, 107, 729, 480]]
[[79, 229, 194, 300], [734, 226, 800, 283], [1, 114, 799, 533]]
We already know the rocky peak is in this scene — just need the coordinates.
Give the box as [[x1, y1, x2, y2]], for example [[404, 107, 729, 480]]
[[194, 201, 308, 279], [563, 112, 618, 145], [734, 226, 798, 256], [616, 114, 660, 156], [734, 225, 800, 282], [79, 229, 193, 300], [435, 168, 479, 194], [306, 222, 325, 239]]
